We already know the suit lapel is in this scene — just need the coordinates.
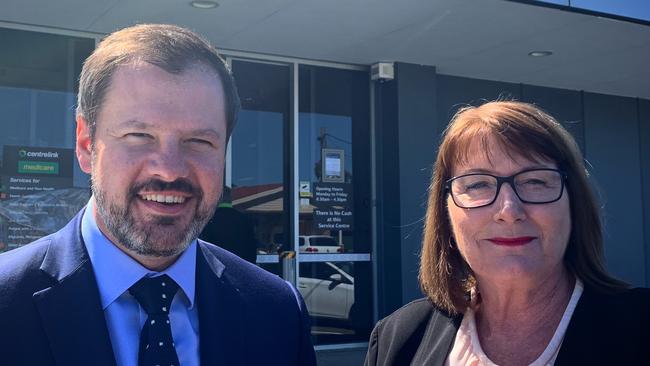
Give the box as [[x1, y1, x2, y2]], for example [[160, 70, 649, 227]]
[[197, 242, 246, 365], [554, 287, 596, 365], [33, 210, 116, 366], [411, 309, 462, 366]]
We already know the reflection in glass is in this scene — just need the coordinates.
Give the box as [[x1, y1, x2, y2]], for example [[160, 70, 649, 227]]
[[534, 0, 650, 22], [228, 60, 290, 273], [299, 235, 343, 253], [298, 64, 372, 345], [299, 262, 367, 343], [231, 109, 285, 256], [299, 112, 354, 253], [572, 0, 650, 21], [0, 28, 94, 252]]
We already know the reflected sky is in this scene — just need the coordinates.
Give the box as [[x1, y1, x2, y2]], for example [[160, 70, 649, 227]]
[[535, 0, 650, 22], [231, 109, 284, 188], [231, 110, 354, 188], [299, 112, 353, 183]]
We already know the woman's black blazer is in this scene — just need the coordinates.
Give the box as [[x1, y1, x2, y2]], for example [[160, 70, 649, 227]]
[[365, 286, 650, 365]]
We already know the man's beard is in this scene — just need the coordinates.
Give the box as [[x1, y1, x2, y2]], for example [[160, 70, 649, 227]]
[[92, 177, 215, 258]]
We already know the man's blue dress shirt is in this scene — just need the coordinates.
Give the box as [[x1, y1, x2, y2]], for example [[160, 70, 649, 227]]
[[82, 198, 200, 366]]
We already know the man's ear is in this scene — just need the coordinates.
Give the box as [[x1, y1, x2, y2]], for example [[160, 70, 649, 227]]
[[76, 115, 93, 174]]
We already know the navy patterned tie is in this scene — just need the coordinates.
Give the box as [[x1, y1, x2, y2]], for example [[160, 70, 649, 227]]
[[129, 275, 180, 366]]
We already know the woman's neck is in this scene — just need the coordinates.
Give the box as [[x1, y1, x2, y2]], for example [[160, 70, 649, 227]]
[[472, 267, 574, 365]]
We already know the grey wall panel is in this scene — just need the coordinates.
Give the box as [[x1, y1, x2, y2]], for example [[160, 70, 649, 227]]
[[639, 99, 650, 286], [521, 85, 584, 153], [584, 93, 645, 286], [395, 63, 437, 304], [374, 74, 403, 316]]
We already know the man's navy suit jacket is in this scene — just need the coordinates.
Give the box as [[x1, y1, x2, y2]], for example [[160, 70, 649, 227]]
[[0, 209, 316, 365]]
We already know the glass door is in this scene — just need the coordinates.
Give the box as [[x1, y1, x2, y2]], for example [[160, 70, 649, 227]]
[[297, 64, 373, 345], [218, 59, 291, 275], [223, 58, 373, 345]]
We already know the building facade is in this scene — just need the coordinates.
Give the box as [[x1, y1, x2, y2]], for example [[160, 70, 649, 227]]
[[1, 1, 649, 364]]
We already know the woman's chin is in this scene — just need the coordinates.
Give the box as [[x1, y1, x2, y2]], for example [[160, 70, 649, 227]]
[[476, 258, 545, 283]]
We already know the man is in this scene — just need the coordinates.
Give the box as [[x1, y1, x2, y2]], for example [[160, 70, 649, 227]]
[[0, 24, 316, 366]]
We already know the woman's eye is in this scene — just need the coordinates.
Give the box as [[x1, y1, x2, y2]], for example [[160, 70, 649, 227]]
[[465, 181, 492, 191], [522, 179, 547, 186]]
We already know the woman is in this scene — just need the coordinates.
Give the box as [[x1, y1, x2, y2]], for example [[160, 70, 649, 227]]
[[365, 101, 649, 365]]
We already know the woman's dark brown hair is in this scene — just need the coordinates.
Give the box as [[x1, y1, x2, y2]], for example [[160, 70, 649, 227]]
[[419, 101, 628, 315]]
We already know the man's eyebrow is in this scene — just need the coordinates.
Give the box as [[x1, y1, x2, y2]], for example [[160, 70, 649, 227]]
[[115, 119, 151, 129], [114, 120, 223, 139], [190, 129, 222, 139]]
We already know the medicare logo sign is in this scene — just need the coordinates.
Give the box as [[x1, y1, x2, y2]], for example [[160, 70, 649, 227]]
[[18, 161, 59, 174], [2, 145, 73, 179], [15, 149, 61, 174], [14, 149, 62, 174]]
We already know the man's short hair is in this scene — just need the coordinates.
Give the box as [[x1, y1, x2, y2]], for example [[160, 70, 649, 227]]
[[77, 23, 240, 141]]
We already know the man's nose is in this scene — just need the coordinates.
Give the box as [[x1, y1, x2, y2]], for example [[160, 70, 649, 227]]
[[147, 142, 190, 181], [492, 183, 527, 223]]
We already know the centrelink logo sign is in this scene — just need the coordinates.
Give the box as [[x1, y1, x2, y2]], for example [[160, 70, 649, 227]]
[[18, 149, 59, 159]]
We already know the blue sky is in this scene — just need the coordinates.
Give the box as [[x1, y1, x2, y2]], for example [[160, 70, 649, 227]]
[[538, 0, 650, 21]]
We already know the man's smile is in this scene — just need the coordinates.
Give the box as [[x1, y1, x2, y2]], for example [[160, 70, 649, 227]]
[[139, 194, 187, 204], [134, 190, 197, 216]]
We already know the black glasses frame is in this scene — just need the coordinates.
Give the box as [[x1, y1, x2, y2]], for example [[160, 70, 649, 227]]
[[445, 168, 567, 209]]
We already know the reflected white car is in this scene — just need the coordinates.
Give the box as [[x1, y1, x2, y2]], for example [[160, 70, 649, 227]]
[[298, 261, 354, 320], [299, 235, 343, 253]]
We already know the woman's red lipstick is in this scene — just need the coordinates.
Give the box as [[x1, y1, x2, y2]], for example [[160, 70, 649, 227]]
[[487, 237, 535, 246]]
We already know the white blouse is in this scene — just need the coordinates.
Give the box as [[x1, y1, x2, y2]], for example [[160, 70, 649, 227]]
[[445, 279, 584, 366]]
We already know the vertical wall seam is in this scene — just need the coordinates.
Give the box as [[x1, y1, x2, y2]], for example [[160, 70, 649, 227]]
[[394, 64, 403, 307], [636, 98, 648, 285], [580, 91, 586, 156]]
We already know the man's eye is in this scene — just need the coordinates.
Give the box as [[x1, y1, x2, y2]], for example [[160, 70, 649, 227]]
[[125, 132, 152, 139], [188, 138, 214, 147]]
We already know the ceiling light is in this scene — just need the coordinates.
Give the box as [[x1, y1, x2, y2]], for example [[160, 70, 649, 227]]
[[528, 51, 553, 57], [190, 1, 219, 9]]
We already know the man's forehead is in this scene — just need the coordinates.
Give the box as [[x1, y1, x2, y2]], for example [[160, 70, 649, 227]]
[[102, 62, 226, 109], [111, 61, 222, 84], [93, 63, 227, 133], [111, 119, 223, 137]]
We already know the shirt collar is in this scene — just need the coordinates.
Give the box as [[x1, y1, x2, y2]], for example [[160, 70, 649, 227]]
[[82, 197, 197, 310]]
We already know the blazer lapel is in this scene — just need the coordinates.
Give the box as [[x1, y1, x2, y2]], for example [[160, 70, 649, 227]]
[[411, 310, 462, 366], [197, 242, 246, 365], [33, 211, 116, 366], [555, 287, 597, 365]]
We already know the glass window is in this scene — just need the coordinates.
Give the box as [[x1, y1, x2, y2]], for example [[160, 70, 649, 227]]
[[299, 261, 371, 344], [0, 28, 94, 253], [214, 59, 291, 274], [298, 64, 373, 345], [311, 236, 339, 247], [201, 59, 374, 346]]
